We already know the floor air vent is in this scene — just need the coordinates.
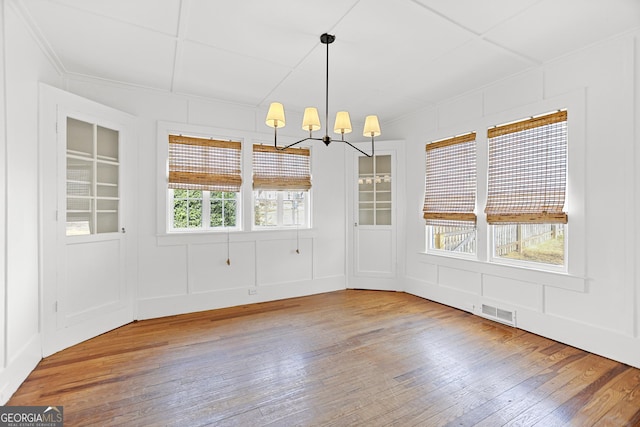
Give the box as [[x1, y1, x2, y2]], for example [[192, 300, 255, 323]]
[[480, 304, 516, 327]]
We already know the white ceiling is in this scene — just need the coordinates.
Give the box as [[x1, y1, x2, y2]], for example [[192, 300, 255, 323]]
[[17, 0, 640, 125]]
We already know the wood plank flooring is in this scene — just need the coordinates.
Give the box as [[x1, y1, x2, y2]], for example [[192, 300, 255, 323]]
[[8, 290, 640, 426]]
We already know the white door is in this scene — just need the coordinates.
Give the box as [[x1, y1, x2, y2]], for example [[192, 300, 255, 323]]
[[40, 85, 135, 356], [349, 145, 402, 291]]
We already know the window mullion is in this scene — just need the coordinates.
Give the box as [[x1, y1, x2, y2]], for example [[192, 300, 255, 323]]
[[277, 192, 284, 225], [203, 191, 211, 229], [168, 189, 175, 231]]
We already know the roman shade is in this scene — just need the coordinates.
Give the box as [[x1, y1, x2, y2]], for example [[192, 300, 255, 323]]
[[423, 132, 477, 225], [485, 110, 568, 224], [252, 145, 311, 191], [168, 135, 242, 192]]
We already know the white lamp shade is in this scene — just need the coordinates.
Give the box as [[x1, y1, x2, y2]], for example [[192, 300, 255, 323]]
[[302, 107, 321, 131], [363, 115, 381, 137], [333, 111, 352, 134], [266, 102, 286, 128]]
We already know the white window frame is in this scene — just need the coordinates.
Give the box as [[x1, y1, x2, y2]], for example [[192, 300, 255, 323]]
[[485, 110, 569, 273], [253, 189, 311, 229], [168, 189, 240, 232], [157, 121, 245, 235], [250, 142, 313, 231], [488, 223, 568, 273], [426, 224, 478, 260], [423, 133, 478, 259]]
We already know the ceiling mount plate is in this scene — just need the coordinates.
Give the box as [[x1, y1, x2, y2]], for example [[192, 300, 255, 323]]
[[320, 33, 335, 44]]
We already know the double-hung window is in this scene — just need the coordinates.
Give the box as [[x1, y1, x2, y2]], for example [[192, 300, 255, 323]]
[[168, 135, 242, 231], [252, 144, 311, 228], [424, 132, 477, 255], [486, 110, 568, 268]]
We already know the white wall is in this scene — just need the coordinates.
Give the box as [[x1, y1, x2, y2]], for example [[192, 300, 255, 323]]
[[385, 31, 640, 368], [0, 0, 7, 402], [0, 0, 63, 403], [64, 78, 349, 321]]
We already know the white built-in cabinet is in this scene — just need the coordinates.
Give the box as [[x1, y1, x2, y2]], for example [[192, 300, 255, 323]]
[[40, 84, 134, 357], [349, 143, 405, 291]]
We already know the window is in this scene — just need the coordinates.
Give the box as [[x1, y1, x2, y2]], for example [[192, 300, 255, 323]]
[[486, 110, 568, 268], [168, 135, 242, 231], [252, 144, 311, 228], [423, 132, 477, 255], [254, 190, 307, 227], [171, 189, 237, 229]]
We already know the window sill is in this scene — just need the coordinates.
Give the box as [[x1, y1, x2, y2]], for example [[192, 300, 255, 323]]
[[418, 252, 586, 293], [157, 228, 318, 246]]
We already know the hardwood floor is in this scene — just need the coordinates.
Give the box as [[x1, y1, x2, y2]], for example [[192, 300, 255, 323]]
[[8, 290, 640, 426]]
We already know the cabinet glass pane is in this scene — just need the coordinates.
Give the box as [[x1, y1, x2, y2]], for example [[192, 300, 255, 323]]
[[376, 155, 391, 175], [67, 158, 93, 196], [358, 157, 374, 225], [376, 209, 391, 225], [66, 118, 120, 236], [97, 126, 119, 161], [67, 117, 93, 157], [67, 200, 93, 236], [97, 162, 118, 186], [357, 154, 392, 226], [97, 212, 118, 234], [97, 184, 118, 198]]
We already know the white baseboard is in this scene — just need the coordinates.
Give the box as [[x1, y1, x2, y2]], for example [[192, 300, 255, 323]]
[[137, 276, 346, 320], [0, 333, 41, 405], [404, 276, 640, 369]]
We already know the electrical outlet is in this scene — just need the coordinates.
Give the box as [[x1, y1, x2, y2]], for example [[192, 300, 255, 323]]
[[248, 288, 257, 295]]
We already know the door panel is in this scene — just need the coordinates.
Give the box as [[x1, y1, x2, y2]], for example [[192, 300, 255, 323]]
[[356, 228, 393, 274], [63, 238, 124, 327]]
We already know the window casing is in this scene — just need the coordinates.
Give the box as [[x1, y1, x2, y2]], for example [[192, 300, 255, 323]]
[[486, 110, 568, 270], [424, 133, 477, 256], [167, 135, 242, 232], [252, 144, 311, 229]]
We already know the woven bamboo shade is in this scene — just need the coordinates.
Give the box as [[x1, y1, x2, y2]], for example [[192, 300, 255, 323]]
[[168, 135, 242, 192], [423, 132, 477, 225], [252, 145, 311, 191], [485, 110, 568, 224]]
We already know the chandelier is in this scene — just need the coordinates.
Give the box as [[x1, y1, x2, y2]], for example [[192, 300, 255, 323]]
[[265, 33, 381, 157]]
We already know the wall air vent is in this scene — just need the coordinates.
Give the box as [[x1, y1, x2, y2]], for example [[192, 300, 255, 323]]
[[480, 303, 517, 327]]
